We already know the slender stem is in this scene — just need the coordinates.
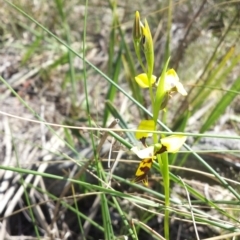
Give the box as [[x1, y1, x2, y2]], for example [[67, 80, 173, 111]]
[[148, 77, 157, 143], [160, 0, 172, 237], [162, 152, 170, 240], [157, 152, 169, 240]]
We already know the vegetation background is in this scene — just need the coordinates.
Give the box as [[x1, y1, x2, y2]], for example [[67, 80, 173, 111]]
[[0, 0, 240, 239]]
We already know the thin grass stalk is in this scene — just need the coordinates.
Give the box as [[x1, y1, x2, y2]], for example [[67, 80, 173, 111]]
[[131, 220, 139, 240], [71, 184, 85, 240], [87, 159, 136, 239], [0, 75, 80, 156], [0, 165, 159, 207], [81, 1, 113, 238], [22, 185, 40, 239], [100, 186, 114, 239], [105, 100, 137, 144], [113, 174, 240, 231], [13, 136, 40, 238], [111, 198, 137, 239], [95, 149, 136, 238], [54, 0, 77, 104], [2, 164, 240, 231], [118, 26, 145, 114], [192, 46, 235, 110], [81, 0, 97, 156], [22, 37, 42, 64], [107, 0, 117, 78], [168, 172, 239, 222], [97, 164, 137, 239], [103, 40, 122, 126], [30, 184, 105, 232], [200, 76, 240, 133], [176, 11, 239, 114], [178, 74, 240, 166]]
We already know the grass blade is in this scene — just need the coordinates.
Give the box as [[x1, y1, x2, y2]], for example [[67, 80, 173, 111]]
[[200, 77, 240, 133]]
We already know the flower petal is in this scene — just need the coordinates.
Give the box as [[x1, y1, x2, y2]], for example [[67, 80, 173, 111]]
[[131, 146, 154, 159], [163, 69, 187, 95], [135, 119, 155, 139], [160, 135, 187, 153], [132, 158, 153, 186], [175, 82, 188, 96], [135, 73, 156, 88], [165, 69, 179, 92]]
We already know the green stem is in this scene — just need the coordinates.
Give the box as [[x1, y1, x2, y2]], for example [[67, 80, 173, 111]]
[[148, 77, 156, 141], [162, 152, 169, 240], [157, 152, 169, 240]]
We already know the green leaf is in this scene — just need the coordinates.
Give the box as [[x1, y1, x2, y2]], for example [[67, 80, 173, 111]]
[[153, 58, 170, 124], [103, 42, 122, 127]]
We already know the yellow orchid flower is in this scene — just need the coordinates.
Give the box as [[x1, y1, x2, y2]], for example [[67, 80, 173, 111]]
[[135, 73, 156, 88], [131, 135, 186, 186], [164, 69, 187, 96]]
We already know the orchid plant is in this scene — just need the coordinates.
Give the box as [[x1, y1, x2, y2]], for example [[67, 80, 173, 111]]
[[131, 11, 187, 187], [131, 11, 188, 239]]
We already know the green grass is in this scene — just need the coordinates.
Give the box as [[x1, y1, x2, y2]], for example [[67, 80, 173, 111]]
[[0, 0, 240, 239]]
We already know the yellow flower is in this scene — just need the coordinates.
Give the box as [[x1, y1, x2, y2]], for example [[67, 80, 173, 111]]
[[135, 73, 156, 88], [160, 135, 187, 153], [131, 135, 186, 186], [135, 119, 155, 140], [164, 69, 187, 96]]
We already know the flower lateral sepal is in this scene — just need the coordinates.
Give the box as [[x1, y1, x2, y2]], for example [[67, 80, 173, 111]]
[[135, 73, 156, 88], [160, 135, 187, 153], [163, 69, 187, 96], [131, 145, 154, 159]]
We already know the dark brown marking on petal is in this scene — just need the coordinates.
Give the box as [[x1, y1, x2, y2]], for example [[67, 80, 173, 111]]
[[139, 166, 150, 172], [155, 145, 167, 154], [133, 173, 148, 184], [140, 137, 147, 147]]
